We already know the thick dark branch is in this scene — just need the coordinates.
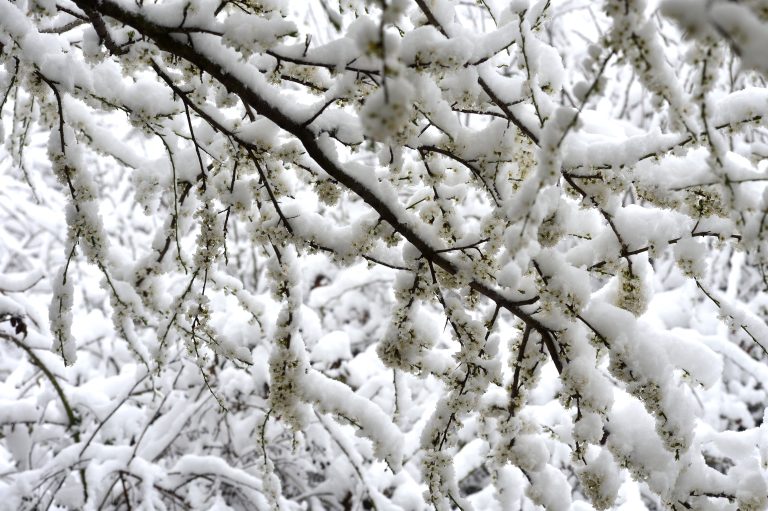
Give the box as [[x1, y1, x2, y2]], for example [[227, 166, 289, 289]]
[[72, 0, 551, 356], [83, 6, 128, 55]]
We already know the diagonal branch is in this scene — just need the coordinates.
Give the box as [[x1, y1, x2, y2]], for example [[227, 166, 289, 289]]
[[72, 0, 554, 363]]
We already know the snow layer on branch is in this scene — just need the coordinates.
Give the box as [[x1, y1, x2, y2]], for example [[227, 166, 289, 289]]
[[400, 26, 472, 68], [310, 330, 352, 366], [63, 97, 145, 170], [300, 37, 362, 72], [0, 271, 42, 294], [223, 11, 298, 53], [302, 369, 404, 471], [171, 455, 268, 499]]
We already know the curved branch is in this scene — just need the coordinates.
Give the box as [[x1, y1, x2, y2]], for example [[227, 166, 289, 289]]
[[0, 331, 79, 436]]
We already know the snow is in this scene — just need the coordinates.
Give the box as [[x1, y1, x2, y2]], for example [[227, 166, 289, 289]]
[[1, 0, 768, 508], [222, 11, 298, 53], [400, 26, 472, 68], [310, 330, 352, 365], [302, 368, 404, 471], [0, 270, 44, 293]]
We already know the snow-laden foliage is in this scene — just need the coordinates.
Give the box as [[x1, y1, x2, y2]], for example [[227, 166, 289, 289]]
[[1, 0, 768, 509]]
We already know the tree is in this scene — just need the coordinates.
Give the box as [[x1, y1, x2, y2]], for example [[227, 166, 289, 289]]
[[1, 0, 768, 509]]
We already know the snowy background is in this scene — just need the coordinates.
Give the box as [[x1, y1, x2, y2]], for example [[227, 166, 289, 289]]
[[1, 0, 768, 509]]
